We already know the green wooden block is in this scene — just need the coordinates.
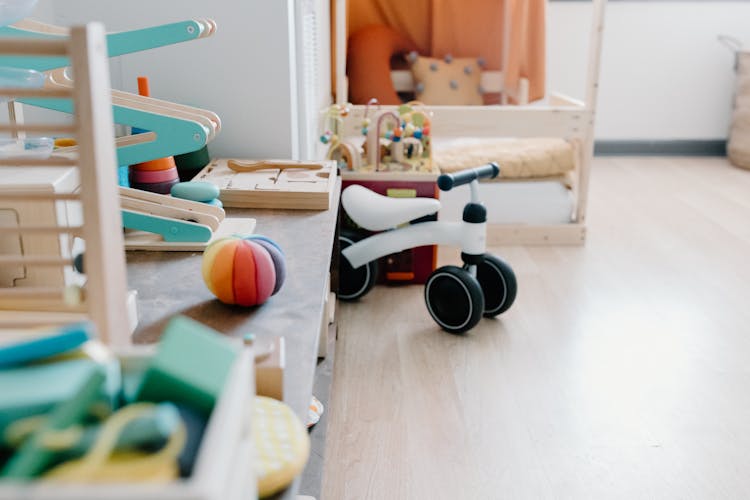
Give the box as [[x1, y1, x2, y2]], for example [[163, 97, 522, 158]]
[[1, 366, 105, 479], [135, 316, 240, 416], [0, 359, 109, 440]]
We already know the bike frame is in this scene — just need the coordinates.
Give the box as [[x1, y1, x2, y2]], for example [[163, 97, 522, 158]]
[[342, 180, 487, 270]]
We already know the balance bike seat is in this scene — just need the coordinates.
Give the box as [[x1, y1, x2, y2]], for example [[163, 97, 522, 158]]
[[341, 184, 441, 231]]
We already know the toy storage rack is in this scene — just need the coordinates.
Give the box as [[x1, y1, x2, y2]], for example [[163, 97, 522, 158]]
[[0, 25, 257, 500], [0, 25, 131, 346], [332, 0, 607, 245]]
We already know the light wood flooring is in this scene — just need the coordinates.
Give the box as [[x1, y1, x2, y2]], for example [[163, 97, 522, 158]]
[[322, 157, 750, 499]]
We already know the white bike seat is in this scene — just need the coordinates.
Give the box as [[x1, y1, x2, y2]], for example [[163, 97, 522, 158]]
[[341, 184, 441, 231]]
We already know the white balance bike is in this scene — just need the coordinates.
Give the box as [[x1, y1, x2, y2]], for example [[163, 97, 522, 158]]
[[339, 163, 517, 333]]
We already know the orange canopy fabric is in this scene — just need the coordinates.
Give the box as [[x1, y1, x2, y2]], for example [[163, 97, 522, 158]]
[[343, 0, 546, 103]]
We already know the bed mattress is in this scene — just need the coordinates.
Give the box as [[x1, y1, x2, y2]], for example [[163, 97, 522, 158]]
[[438, 179, 574, 225], [433, 137, 576, 180]]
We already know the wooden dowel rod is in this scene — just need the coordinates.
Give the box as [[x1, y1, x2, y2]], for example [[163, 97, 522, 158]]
[[0, 311, 86, 328], [0, 255, 73, 266], [0, 38, 69, 55], [0, 156, 77, 167], [0, 88, 73, 99], [0, 191, 80, 201], [0, 287, 71, 300], [0, 226, 84, 236], [0, 124, 76, 134]]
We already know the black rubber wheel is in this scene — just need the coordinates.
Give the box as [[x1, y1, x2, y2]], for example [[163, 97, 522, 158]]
[[472, 254, 517, 317], [338, 229, 378, 301], [424, 265, 484, 334]]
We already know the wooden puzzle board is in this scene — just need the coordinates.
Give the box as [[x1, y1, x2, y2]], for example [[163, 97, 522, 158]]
[[193, 159, 337, 210]]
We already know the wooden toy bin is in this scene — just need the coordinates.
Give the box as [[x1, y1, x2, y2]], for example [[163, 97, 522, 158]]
[[0, 348, 256, 500]]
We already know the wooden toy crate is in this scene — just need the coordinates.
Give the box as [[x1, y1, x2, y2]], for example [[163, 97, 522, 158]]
[[0, 348, 256, 500], [341, 171, 439, 284]]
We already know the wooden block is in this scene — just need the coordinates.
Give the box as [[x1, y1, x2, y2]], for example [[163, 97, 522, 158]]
[[1, 363, 106, 479], [135, 315, 241, 416], [255, 337, 284, 400], [194, 159, 337, 210]]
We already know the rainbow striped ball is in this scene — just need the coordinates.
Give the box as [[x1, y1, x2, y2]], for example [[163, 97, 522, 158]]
[[202, 236, 285, 306]]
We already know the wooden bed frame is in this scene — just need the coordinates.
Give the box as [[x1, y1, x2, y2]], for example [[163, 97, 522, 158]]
[[332, 0, 607, 245]]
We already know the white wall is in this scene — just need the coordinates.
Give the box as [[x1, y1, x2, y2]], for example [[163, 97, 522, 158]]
[[31, 0, 300, 159], [23, 1, 750, 148], [548, 1, 750, 141]]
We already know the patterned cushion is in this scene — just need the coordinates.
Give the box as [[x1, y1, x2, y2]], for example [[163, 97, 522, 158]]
[[408, 53, 484, 105]]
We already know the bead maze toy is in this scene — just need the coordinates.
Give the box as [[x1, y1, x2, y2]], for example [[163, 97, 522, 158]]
[[322, 99, 436, 174], [339, 163, 517, 333]]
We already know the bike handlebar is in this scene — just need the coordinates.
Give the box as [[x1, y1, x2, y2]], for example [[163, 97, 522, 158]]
[[436, 163, 500, 191]]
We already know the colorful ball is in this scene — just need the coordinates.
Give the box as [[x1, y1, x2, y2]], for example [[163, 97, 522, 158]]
[[246, 238, 286, 295], [202, 236, 285, 306]]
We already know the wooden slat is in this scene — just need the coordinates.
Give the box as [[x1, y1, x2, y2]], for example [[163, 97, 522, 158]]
[[0, 255, 73, 266], [549, 92, 585, 108], [0, 37, 69, 55], [486, 223, 586, 246], [0, 88, 73, 98], [0, 226, 83, 236], [575, 0, 607, 224], [69, 24, 132, 347], [0, 311, 86, 328], [0, 156, 77, 167], [340, 104, 590, 139], [0, 191, 80, 201], [0, 287, 74, 300], [0, 123, 76, 134]]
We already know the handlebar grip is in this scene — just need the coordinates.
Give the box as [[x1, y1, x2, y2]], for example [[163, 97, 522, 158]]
[[436, 162, 500, 191]]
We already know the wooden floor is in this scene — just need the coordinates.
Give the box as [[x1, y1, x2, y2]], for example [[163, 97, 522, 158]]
[[322, 157, 750, 499]]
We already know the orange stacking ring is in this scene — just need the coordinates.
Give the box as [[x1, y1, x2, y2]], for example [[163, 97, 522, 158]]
[[130, 156, 177, 172]]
